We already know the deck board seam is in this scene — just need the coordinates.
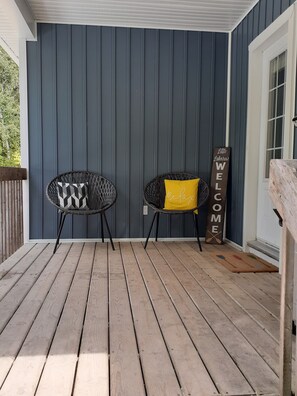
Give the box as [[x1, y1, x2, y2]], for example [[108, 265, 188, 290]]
[[131, 242, 184, 394], [166, 242, 281, 377], [120, 243, 149, 396], [0, 243, 48, 303], [162, 242, 280, 393], [0, 243, 74, 391], [140, 243, 222, 395], [0, 242, 284, 396], [0, 243, 36, 281], [33, 243, 85, 395], [0, 244, 54, 334], [153, 241, 256, 394], [187, 242, 280, 343], [71, 243, 96, 395]]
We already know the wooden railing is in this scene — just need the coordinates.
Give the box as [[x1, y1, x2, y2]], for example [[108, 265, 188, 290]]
[[0, 167, 27, 263], [269, 159, 297, 396]]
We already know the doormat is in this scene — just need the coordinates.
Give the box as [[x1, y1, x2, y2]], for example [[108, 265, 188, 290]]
[[210, 252, 278, 273]]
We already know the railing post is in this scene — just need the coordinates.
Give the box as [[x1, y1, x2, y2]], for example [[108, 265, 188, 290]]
[[279, 225, 295, 395], [0, 167, 27, 263]]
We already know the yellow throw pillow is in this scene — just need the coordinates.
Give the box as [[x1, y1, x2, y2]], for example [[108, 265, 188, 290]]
[[164, 178, 199, 210]]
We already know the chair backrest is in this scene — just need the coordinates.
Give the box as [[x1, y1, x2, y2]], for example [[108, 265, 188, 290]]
[[46, 171, 117, 213], [144, 172, 209, 211]]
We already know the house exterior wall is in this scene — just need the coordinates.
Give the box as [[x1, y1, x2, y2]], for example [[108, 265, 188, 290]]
[[227, 0, 296, 246], [27, 24, 228, 240]]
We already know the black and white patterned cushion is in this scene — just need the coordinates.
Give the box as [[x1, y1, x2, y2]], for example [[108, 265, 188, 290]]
[[57, 182, 89, 209]]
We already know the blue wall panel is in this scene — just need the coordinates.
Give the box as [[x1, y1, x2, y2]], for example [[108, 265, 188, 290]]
[[227, 0, 295, 245], [27, 24, 228, 239]]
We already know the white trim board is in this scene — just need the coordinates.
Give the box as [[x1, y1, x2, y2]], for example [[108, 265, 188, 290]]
[[243, 2, 297, 253], [28, 237, 203, 244], [19, 38, 30, 244], [225, 31, 232, 147], [224, 238, 242, 251]]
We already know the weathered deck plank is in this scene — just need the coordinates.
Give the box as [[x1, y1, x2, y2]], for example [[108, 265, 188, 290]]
[[0, 243, 72, 389], [188, 243, 281, 342], [0, 243, 47, 301], [159, 242, 279, 394], [73, 243, 109, 396], [121, 243, 182, 395], [0, 241, 283, 396], [0, 243, 81, 396], [134, 243, 222, 395], [240, 273, 281, 302], [0, 243, 35, 281], [109, 244, 146, 396], [177, 243, 280, 374], [35, 243, 95, 396], [147, 243, 253, 395]]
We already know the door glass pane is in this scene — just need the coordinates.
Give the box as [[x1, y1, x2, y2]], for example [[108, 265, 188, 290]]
[[265, 50, 287, 178], [275, 117, 283, 148], [269, 58, 278, 89], [278, 52, 286, 85], [274, 148, 282, 159], [268, 90, 276, 119], [276, 85, 284, 116]]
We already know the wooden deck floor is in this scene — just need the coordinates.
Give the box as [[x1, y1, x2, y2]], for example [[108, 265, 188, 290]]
[[0, 241, 283, 396]]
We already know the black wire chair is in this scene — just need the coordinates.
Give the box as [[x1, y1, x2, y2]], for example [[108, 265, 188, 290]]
[[143, 172, 209, 250], [46, 171, 117, 253]]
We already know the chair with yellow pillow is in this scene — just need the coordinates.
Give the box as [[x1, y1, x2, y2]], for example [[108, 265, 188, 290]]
[[143, 172, 209, 250]]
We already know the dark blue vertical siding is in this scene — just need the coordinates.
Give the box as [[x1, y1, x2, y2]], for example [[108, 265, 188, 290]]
[[143, 29, 159, 238], [27, 24, 228, 239], [71, 26, 88, 238], [227, 0, 294, 245], [40, 25, 57, 239], [27, 36, 42, 239], [116, 28, 131, 237], [101, 27, 116, 234], [130, 29, 145, 238], [86, 26, 101, 237], [171, 31, 187, 237], [157, 30, 173, 238]]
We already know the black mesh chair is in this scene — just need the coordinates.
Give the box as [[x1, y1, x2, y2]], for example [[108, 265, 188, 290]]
[[46, 171, 117, 253], [143, 172, 209, 250]]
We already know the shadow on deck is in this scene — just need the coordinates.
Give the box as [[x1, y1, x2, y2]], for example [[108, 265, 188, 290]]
[[0, 241, 282, 396]]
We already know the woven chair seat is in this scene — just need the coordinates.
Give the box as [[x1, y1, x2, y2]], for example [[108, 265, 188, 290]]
[[143, 172, 209, 250], [46, 171, 117, 215], [46, 171, 117, 253], [144, 172, 209, 213]]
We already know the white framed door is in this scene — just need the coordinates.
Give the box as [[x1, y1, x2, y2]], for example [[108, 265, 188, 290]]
[[256, 40, 288, 249], [243, 4, 297, 262]]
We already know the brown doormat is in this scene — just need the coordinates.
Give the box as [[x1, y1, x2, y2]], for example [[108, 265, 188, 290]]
[[210, 252, 278, 273]]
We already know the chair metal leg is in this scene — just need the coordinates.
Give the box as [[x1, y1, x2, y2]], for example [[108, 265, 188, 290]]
[[100, 213, 104, 243], [54, 211, 67, 254], [155, 212, 160, 242], [144, 212, 157, 249], [194, 213, 202, 252], [102, 212, 115, 251]]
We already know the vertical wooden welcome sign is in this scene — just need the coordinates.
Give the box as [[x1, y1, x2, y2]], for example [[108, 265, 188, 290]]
[[205, 147, 230, 244]]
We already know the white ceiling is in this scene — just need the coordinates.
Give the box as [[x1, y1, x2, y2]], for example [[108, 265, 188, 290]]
[[0, 0, 259, 63]]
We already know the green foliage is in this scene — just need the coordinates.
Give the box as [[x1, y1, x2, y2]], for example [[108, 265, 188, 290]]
[[0, 47, 20, 167]]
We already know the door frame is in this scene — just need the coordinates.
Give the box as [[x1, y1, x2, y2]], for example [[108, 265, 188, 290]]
[[256, 37, 287, 248], [243, 3, 297, 253]]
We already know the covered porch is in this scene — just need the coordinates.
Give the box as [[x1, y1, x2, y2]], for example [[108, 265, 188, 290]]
[[0, 241, 282, 395]]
